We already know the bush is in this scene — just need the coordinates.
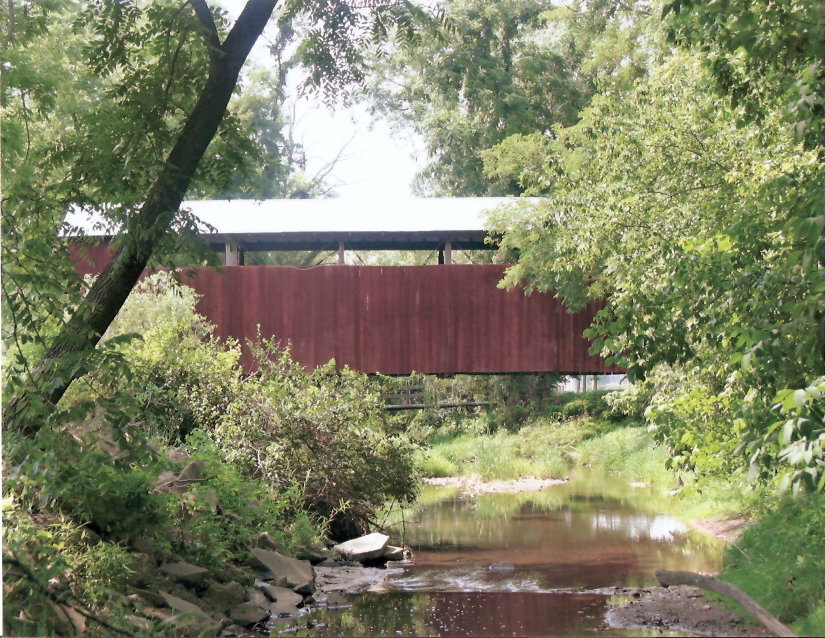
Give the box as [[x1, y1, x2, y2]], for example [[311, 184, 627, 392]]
[[214, 345, 419, 538], [96, 275, 419, 540]]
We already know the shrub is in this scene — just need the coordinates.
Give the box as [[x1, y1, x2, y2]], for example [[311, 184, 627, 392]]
[[96, 275, 419, 540], [214, 345, 419, 538]]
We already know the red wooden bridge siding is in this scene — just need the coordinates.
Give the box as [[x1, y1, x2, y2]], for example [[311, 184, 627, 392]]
[[182, 265, 619, 375]]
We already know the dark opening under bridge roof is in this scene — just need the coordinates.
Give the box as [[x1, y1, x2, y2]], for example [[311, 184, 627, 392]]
[[66, 197, 538, 251]]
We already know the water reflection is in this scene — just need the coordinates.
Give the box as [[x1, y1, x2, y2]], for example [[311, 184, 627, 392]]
[[291, 472, 723, 636]]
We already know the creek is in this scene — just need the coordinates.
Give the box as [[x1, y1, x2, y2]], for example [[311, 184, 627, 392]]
[[286, 471, 724, 637]]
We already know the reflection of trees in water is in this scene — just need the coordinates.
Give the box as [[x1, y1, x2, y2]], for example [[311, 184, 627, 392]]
[[427, 592, 608, 637], [317, 593, 434, 636]]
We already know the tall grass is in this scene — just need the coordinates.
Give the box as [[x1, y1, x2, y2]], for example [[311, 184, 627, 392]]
[[721, 492, 825, 636]]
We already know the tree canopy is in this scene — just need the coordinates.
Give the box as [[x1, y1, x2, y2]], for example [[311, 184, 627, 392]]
[[1, 0, 442, 432]]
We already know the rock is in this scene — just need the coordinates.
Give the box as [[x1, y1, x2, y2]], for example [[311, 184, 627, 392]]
[[228, 602, 269, 627], [132, 588, 166, 607], [126, 552, 157, 587], [177, 460, 205, 483], [333, 533, 389, 562], [270, 600, 300, 617], [160, 560, 209, 586], [154, 471, 178, 489], [216, 563, 256, 586], [130, 536, 158, 558], [139, 606, 173, 622], [246, 588, 269, 608], [124, 614, 153, 630], [489, 562, 515, 572], [255, 582, 303, 607], [220, 625, 248, 637], [158, 592, 221, 637], [293, 580, 315, 595], [171, 583, 205, 606], [159, 591, 207, 616], [249, 548, 314, 593], [49, 601, 86, 635], [382, 545, 405, 561], [316, 558, 339, 567], [201, 581, 247, 613], [324, 592, 351, 609], [258, 532, 280, 551], [156, 460, 205, 493], [167, 447, 191, 464]]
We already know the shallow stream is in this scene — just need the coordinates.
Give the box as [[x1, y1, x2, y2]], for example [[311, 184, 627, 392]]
[[284, 471, 724, 636]]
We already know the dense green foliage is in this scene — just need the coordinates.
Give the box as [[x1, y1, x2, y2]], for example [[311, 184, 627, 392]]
[[487, 46, 823, 491], [103, 274, 419, 531], [3, 274, 417, 634]]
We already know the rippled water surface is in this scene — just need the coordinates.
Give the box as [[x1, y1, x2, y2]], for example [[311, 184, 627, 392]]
[[285, 471, 724, 637]]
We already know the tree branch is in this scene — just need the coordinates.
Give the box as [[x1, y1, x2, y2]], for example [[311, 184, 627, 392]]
[[188, 0, 220, 55], [655, 569, 796, 638]]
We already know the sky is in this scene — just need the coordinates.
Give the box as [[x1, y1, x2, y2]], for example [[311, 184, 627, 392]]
[[218, 0, 425, 200]]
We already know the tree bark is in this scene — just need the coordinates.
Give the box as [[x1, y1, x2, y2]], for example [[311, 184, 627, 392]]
[[8, 0, 279, 435], [655, 569, 796, 637]]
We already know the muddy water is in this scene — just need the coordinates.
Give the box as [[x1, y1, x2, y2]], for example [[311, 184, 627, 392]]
[[287, 471, 724, 637]]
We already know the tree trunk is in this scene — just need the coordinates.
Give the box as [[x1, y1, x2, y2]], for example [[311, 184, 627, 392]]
[[7, 0, 278, 436]]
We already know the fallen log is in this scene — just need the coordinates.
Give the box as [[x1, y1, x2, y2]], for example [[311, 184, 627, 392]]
[[655, 569, 796, 637]]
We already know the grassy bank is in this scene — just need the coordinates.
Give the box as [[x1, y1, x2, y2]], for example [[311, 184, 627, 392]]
[[414, 390, 825, 636]]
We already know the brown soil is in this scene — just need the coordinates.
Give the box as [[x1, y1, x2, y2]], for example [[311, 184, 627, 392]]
[[691, 515, 750, 544]]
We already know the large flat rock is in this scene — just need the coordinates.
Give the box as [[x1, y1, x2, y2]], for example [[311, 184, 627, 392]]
[[333, 533, 389, 562], [159, 560, 208, 586], [249, 548, 314, 592]]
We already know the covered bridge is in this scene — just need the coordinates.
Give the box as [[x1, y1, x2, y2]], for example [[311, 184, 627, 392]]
[[68, 198, 620, 375]]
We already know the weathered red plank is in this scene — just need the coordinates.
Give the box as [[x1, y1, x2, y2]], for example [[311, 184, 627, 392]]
[[67, 243, 619, 374], [180, 265, 620, 375]]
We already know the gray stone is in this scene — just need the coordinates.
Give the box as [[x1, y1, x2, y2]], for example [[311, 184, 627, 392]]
[[324, 592, 351, 608], [245, 589, 269, 608], [316, 558, 339, 567], [220, 625, 248, 637], [126, 552, 157, 587], [333, 533, 389, 562], [201, 581, 247, 613], [159, 591, 207, 616], [249, 548, 314, 593], [170, 583, 205, 606], [177, 460, 205, 483], [156, 460, 205, 494], [167, 447, 191, 464], [255, 582, 303, 606], [258, 532, 280, 551], [216, 563, 256, 586], [160, 560, 209, 586], [488, 561, 515, 572], [269, 601, 299, 617], [139, 606, 173, 622], [382, 545, 405, 561], [133, 588, 166, 607], [49, 601, 86, 635], [228, 602, 269, 627], [130, 536, 158, 557]]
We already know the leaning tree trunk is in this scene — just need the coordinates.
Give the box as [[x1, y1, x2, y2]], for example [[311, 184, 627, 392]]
[[8, 0, 278, 436]]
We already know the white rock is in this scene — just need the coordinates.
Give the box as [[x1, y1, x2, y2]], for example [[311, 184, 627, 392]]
[[333, 533, 389, 562]]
